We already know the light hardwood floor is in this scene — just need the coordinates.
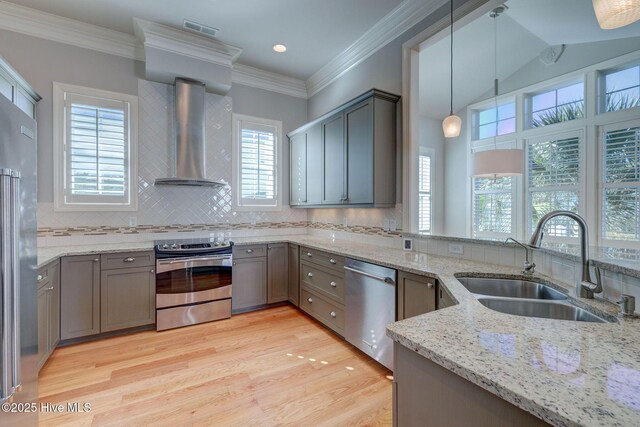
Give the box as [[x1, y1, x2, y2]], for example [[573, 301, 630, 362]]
[[39, 305, 392, 426]]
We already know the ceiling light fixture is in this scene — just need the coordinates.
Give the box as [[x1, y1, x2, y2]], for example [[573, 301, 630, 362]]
[[273, 44, 287, 53], [593, 0, 640, 29], [442, 0, 461, 138], [471, 5, 524, 178]]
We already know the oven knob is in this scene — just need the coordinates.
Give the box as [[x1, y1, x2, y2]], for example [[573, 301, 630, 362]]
[[171, 244, 179, 249], [162, 244, 169, 249]]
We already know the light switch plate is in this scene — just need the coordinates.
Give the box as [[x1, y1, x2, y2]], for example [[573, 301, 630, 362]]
[[449, 243, 464, 255], [383, 219, 390, 231], [389, 220, 397, 231], [129, 216, 138, 227]]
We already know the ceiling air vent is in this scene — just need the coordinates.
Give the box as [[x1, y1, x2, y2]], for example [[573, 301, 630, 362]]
[[183, 19, 219, 38]]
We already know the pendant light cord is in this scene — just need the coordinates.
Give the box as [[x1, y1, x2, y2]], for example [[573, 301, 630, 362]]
[[450, 0, 454, 116]]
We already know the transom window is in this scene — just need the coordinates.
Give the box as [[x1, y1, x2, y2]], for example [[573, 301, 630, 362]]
[[472, 101, 516, 140], [529, 82, 584, 128], [53, 82, 138, 211], [232, 114, 282, 210], [602, 64, 640, 113]]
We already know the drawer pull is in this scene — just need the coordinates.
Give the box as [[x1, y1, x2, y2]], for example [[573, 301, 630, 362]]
[[246, 249, 253, 254], [37, 274, 43, 282], [330, 281, 337, 288], [306, 252, 312, 257], [124, 257, 136, 263], [150, 269, 155, 274], [45, 287, 54, 292], [307, 297, 313, 303], [330, 311, 336, 318], [307, 272, 314, 278], [330, 258, 337, 264], [427, 283, 434, 289], [93, 258, 99, 262]]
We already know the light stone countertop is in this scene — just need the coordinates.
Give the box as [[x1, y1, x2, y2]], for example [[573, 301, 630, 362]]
[[38, 235, 640, 427]]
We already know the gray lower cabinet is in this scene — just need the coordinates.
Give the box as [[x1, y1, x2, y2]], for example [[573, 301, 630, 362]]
[[37, 260, 60, 371], [100, 266, 155, 332], [267, 243, 288, 303], [232, 246, 268, 311], [397, 271, 437, 320], [288, 244, 300, 306], [438, 286, 456, 309], [61, 255, 101, 340]]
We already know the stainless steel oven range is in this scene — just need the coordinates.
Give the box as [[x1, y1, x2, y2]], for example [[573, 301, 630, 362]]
[[154, 238, 233, 331]]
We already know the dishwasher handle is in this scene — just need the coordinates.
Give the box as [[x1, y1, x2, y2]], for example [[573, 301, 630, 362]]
[[344, 265, 395, 285]]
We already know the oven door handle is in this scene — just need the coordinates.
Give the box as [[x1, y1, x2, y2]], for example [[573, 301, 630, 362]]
[[156, 255, 232, 274]]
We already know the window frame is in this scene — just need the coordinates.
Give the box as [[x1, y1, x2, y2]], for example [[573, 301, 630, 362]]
[[525, 80, 585, 130], [232, 113, 283, 211], [53, 82, 138, 212], [470, 96, 517, 141], [418, 149, 433, 234], [598, 62, 640, 114]]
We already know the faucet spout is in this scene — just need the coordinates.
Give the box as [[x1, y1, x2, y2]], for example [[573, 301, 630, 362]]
[[528, 210, 603, 298]]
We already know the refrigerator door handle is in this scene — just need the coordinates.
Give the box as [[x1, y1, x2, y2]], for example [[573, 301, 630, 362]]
[[0, 169, 14, 402], [10, 172, 20, 393]]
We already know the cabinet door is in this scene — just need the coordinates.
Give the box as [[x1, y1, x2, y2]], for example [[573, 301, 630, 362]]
[[288, 244, 300, 306], [49, 262, 61, 350], [397, 271, 437, 320], [438, 286, 455, 309], [267, 244, 288, 304], [345, 99, 373, 204], [232, 257, 267, 311], [306, 124, 323, 205], [61, 255, 101, 340], [37, 284, 48, 370], [101, 266, 156, 332], [322, 113, 346, 204], [289, 132, 307, 206]]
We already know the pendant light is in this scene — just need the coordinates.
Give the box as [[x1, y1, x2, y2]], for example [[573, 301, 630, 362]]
[[471, 6, 524, 178], [443, 0, 461, 138], [593, 0, 640, 29]]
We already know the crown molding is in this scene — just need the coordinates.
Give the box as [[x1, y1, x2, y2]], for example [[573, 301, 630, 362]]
[[0, 1, 143, 60], [305, 0, 448, 97], [232, 64, 307, 99], [133, 18, 243, 67]]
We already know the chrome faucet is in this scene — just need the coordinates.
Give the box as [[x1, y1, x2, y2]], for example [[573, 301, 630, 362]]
[[527, 210, 603, 299], [505, 237, 536, 275]]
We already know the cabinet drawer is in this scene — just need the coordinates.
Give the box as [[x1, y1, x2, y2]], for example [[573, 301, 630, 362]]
[[299, 247, 344, 271], [300, 261, 344, 303], [37, 260, 59, 289], [300, 287, 344, 336], [233, 244, 268, 259], [101, 251, 154, 269]]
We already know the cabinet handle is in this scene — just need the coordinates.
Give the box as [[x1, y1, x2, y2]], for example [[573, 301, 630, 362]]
[[330, 311, 336, 318], [306, 252, 312, 257], [268, 246, 271, 250], [37, 274, 43, 282], [233, 262, 237, 266], [307, 297, 313, 303], [150, 269, 155, 274], [93, 258, 99, 262], [246, 249, 253, 254], [330, 281, 337, 288], [45, 287, 54, 292], [329, 258, 337, 264], [307, 272, 314, 278], [124, 257, 135, 263], [427, 283, 434, 289]]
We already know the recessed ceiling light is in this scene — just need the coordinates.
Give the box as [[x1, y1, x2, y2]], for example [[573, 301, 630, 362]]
[[273, 44, 287, 53]]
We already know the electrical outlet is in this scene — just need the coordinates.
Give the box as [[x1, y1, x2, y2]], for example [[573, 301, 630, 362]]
[[383, 219, 390, 231], [128, 216, 138, 227], [389, 220, 397, 231], [449, 243, 464, 255]]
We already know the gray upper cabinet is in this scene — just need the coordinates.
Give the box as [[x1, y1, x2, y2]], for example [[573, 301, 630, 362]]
[[61, 255, 101, 340], [288, 89, 399, 208]]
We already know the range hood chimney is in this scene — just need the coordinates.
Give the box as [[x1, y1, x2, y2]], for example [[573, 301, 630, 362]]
[[155, 78, 226, 187]]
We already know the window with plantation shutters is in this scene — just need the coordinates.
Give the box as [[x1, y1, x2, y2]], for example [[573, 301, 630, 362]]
[[233, 114, 282, 209], [418, 154, 431, 234], [601, 122, 640, 243], [53, 83, 137, 211], [473, 176, 513, 238], [527, 132, 582, 240]]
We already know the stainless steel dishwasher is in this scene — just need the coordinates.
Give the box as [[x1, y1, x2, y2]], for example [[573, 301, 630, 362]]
[[344, 258, 397, 370]]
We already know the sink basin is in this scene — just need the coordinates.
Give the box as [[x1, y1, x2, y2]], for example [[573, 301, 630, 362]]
[[477, 298, 608, 323], [457, 277, 567, 300]]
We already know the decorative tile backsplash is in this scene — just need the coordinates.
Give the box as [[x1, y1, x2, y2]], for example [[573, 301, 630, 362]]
[[37, 79, 307, 228]]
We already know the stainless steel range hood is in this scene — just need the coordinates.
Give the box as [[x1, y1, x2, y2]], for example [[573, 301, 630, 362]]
[[155, 78, 226, 187]]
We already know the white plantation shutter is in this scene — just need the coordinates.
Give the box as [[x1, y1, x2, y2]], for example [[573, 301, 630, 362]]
[[527, 132, 582, 240], [234, 115, 281, 208], [60, 88, 134, 208], [473, 177, 513, 237], [602, 123, 640, 242], [418, 154, 431, 233]]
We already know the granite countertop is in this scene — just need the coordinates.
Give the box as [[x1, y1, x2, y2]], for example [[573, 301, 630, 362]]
[[38, 235, 640, 426]]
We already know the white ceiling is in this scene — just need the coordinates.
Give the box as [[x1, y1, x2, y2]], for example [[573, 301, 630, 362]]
[[419, 0, 640, 120], [3, 0, 404, 80]]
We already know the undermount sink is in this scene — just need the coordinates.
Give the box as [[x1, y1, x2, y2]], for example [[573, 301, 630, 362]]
[[457, 277, 567, 300], [477, 298, 608, 323]]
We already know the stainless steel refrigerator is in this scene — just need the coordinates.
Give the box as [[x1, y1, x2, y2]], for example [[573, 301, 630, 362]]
[[0, 89, 39, 425]]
